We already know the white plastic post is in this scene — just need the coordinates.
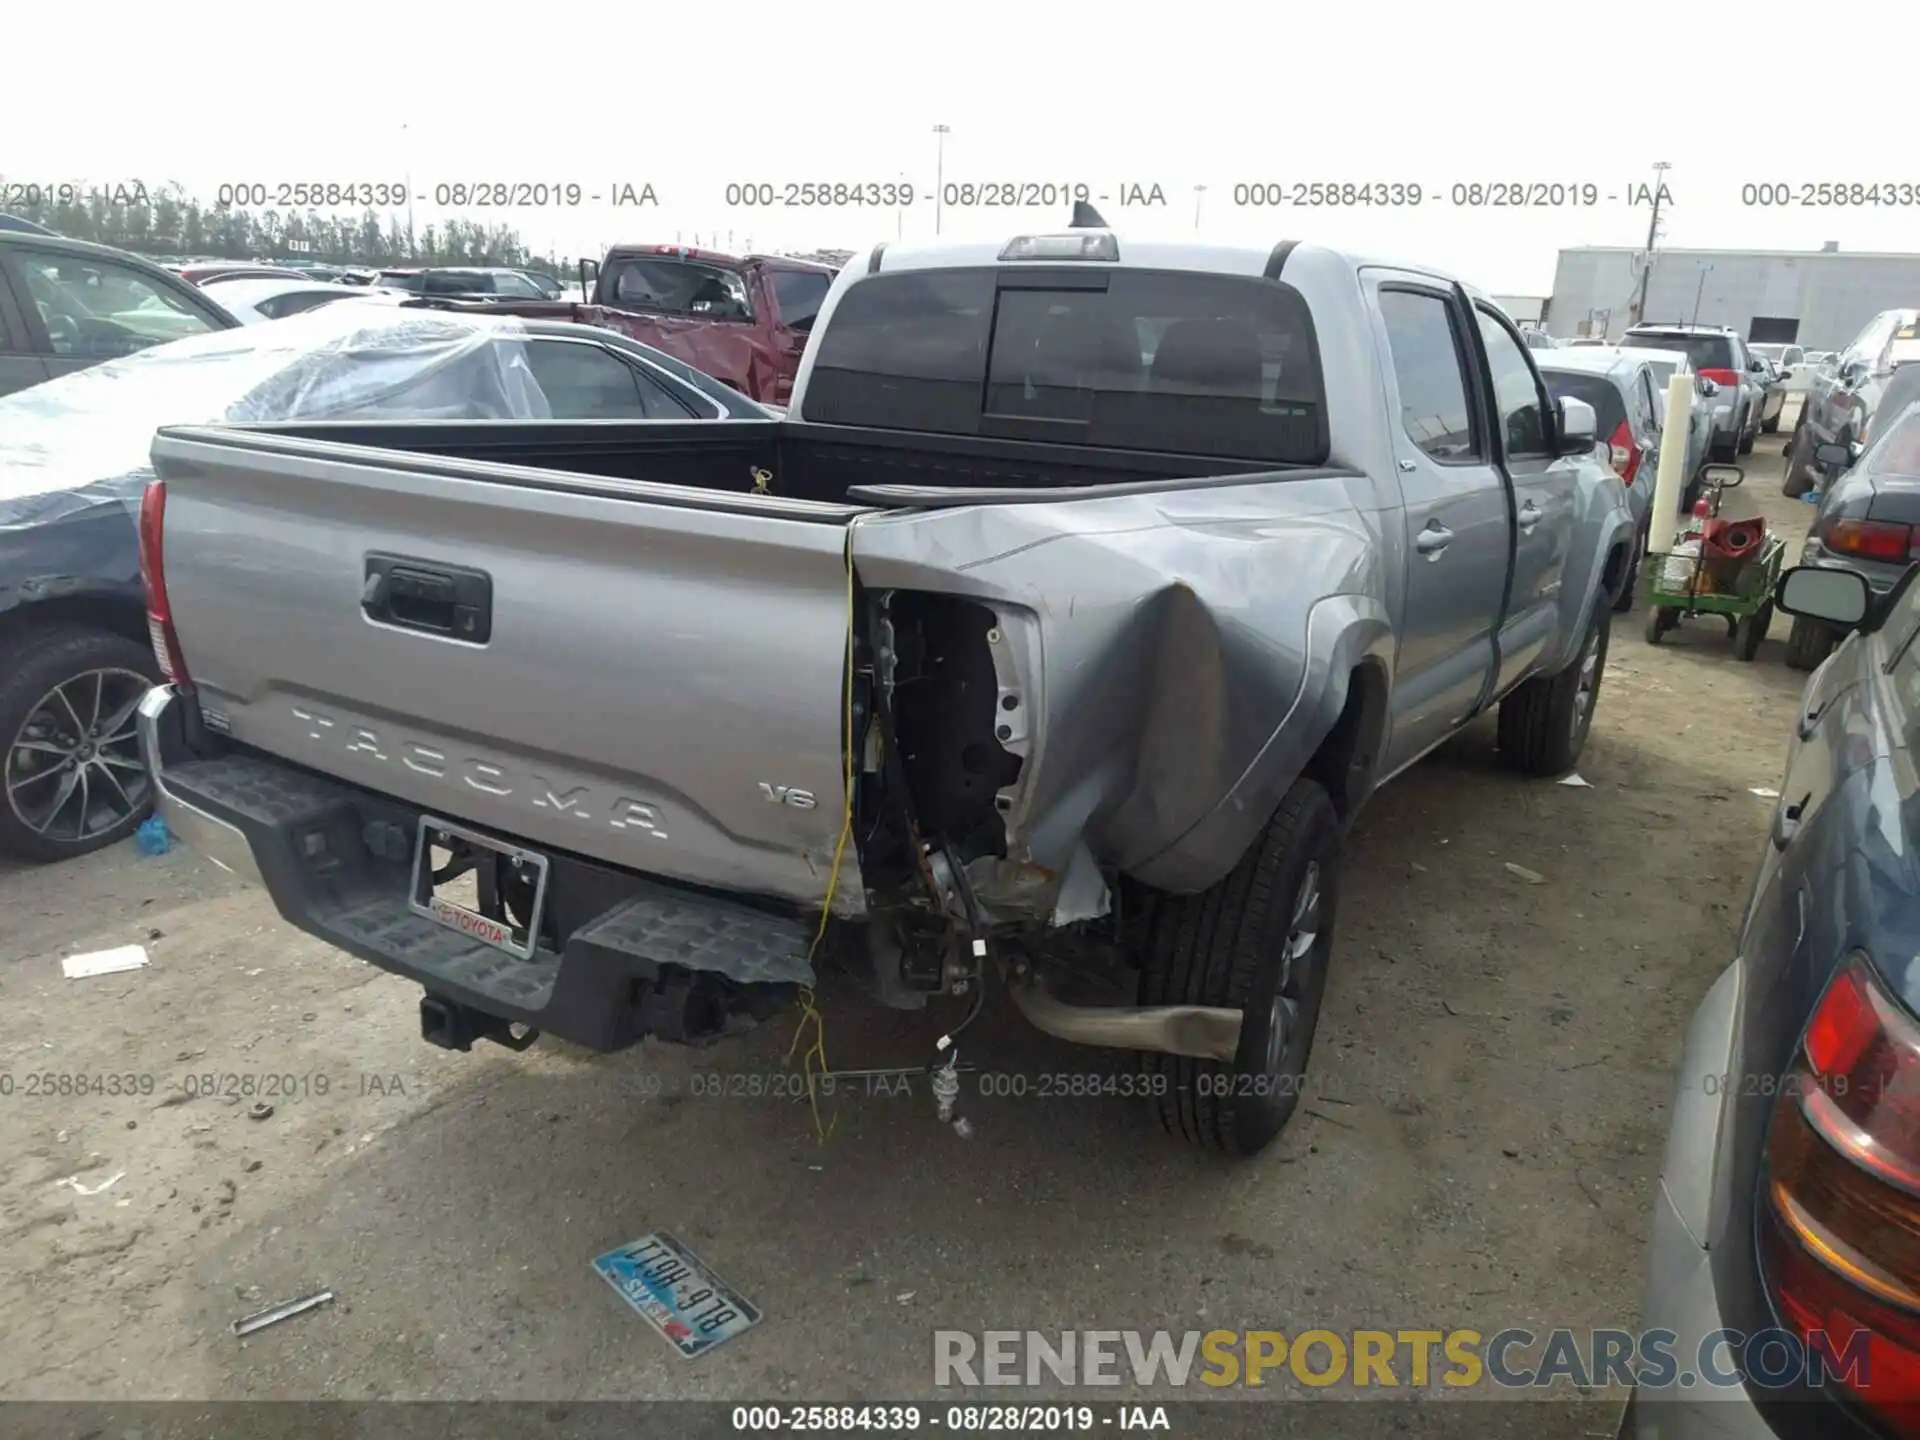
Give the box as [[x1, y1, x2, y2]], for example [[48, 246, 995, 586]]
[[1649, 373, 1694, 556]]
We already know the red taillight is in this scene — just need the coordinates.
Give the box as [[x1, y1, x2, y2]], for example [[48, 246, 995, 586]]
[[1825, 517, 1914, 562], [1764, 955, 1920, 1426], [138, 480, 189, 684], [1700, 367, 1741, 387], [1606, 420, 1642, 485]]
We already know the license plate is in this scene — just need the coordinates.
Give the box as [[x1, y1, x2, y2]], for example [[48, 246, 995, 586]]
[[407, 815, 549, 961], [592, 1232, 762, 1358]]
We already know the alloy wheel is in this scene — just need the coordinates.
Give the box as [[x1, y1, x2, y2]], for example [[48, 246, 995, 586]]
[[5, 668, 152, 844]]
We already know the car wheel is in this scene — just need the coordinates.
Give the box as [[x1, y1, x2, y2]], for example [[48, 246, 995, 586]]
[[1785, 614, 1836, 671], [1735, 601, 1773, 661], [1783, 428, 1817, 498], [1645, 605, 1680, 645], [1737, 425, 1756, 456], [1612, 521, 1645, 614], [1136, 776, 1340, 1155], [0, 627, 160, 863], [1498, 604, 1610, 775], [1762, 410, 1781, 435]]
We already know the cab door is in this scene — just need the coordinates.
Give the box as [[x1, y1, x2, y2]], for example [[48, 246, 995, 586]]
[[1473, 304, 1579, 695], [1364, 273, 1510, 771]]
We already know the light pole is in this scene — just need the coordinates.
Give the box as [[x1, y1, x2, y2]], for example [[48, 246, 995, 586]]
[[1193, 184, 1206, 231], [1631, 161, 1672, 326], [1691, 265, 1713, 328], [932, 124, 951, 236], [402, 122, 416, 259]]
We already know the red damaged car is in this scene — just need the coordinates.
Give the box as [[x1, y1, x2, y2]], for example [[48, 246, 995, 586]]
[[405, 245, 837, 407]]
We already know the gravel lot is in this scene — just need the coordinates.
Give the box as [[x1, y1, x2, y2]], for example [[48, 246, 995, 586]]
[[0, 422, 1818, 1431]]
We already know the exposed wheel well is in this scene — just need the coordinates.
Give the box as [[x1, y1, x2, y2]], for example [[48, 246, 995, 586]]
[[1302, 659, 1388, 820], [1600, 540, 1633, 601]]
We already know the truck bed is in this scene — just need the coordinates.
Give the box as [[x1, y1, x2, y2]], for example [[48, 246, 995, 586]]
[[235, 417, 1275, 507]]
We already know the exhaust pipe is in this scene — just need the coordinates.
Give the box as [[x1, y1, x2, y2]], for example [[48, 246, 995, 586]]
[[1006, 977, 1243, 1063]]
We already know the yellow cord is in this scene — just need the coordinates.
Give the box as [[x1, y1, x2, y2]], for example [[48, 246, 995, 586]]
[[787, 526, 859, 1145]]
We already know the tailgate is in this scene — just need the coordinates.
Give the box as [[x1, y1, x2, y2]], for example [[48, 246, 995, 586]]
[[150, 427, 866, 912]]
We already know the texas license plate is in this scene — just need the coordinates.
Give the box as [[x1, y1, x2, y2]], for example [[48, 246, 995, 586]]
[[407, 815, 549, 960], [593, 1232, 762, 1358]]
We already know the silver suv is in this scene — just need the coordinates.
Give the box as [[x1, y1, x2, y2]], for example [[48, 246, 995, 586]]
[[1619, 323, 1764, 461]]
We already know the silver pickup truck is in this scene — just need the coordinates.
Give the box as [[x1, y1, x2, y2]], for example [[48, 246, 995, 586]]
[[136, 229, 1633, 1157]]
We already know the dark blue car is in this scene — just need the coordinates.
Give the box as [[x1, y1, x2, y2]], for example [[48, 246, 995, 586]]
[[1634, 559, 1920, 1437]]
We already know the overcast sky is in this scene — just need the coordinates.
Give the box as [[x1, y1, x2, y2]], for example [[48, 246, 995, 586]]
[[5, 0, 1911, 294]]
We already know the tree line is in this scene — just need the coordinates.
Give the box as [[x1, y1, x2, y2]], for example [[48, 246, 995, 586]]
[[0, 177, 563, 275]]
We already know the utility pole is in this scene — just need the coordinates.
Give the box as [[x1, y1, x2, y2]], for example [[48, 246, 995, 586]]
[[933, 124, 951, 236], [1630, 160, 1671, 326], [402, 122, 416, 259], [1691, 265, 1713, 327], [1193, 184, 1207, 231]]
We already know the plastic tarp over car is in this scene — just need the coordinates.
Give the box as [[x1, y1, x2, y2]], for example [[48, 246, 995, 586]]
[[0, 301, 552, 530]]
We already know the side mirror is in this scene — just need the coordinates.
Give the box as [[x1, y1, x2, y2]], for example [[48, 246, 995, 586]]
[[1555, 395, 1597, 457], [1776, 565, 1874, 631], [1816, 442, 1853, 468], [578, 257, 600, 302]]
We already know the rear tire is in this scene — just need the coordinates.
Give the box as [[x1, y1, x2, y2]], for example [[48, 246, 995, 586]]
[[1137, 777, 1341, 1156], [1498, 604, 1610, 775], [1762, 411, 1781, 435], [1612, 523, 1645, 613], [1782, 427, 1817, 498], [0, 627, 160, 863], [1785, 614, 1836, 671], [1735, 601, 1773, 662], [1737, 425, 1756, 456]]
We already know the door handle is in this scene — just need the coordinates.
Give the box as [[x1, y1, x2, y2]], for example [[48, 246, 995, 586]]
[[1771, 794, 1810, 852], [1797, 703, 1825, 741], [1415, 521, 1454, 557], [1518, 500, 1543, 530], [363, 553, 493, 643]]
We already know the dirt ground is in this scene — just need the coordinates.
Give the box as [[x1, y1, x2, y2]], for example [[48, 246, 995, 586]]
[[0, 418, 1820, 1425]]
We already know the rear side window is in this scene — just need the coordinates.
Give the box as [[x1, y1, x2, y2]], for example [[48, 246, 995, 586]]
[[1540, 370, 1626, 439], [804, 267, 1327, 465], [770, 270, 831, 331], [523, 339, 692, 420]]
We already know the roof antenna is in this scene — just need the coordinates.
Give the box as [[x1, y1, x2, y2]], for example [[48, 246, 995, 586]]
[[1070, 200, 1109, 229]]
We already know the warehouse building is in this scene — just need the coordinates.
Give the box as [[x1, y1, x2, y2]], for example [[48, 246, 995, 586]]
[[1544, 243, 1920, 350]]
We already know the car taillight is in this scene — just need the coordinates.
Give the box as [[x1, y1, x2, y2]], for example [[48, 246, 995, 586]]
[[138, 480, 190, 684], [1606, 420, 1642, 485], [1825, 517, 1915, 562], [1763, 955, 1920, 1427], [1699, 367, 1741, 388]]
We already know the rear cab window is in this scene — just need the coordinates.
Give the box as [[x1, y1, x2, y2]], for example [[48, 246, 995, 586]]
[[803, 267, 1328, 465], [604, 257, 754, 322], [769, 269, 832, 332], [1622, 331, 1734, 373]]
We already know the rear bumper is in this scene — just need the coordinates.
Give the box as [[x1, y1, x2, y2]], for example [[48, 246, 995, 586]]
[[137, 684, 814, 1052]]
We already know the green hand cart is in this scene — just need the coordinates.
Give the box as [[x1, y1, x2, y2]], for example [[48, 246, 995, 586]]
[[1641, 464, 1786, 662]]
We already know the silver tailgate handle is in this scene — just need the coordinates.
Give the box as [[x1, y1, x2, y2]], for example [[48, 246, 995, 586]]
[[1415, 521, 1454, 558]]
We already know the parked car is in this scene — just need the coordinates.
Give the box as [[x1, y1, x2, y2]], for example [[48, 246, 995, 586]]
[[137, 228, 1633, 1157], [0, 230, 239, 399], [1521, 328, 1559, 351], [373, 267, 555, 301], [1631, 557, 1920, 1437], [1579, 345, 1719, 506], [1538, 346, 1704, 608], [171, 263, 311, 285], [1751, 353, 1790, 434], [1786, 307, 1920, 498], [0, 213, 54, 235], [414, 244, 840, 406], [197, 276, 405, 325], [1620, 322, 1766, 460], [0, 305, 769, 863], [1777, 372, 1920, 671]]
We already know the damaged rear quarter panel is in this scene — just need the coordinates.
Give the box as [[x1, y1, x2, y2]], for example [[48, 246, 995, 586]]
[[850, 472, 1394, 910]]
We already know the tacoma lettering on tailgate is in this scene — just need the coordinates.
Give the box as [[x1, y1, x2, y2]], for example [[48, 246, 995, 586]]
[[289, 704, 670, 840]]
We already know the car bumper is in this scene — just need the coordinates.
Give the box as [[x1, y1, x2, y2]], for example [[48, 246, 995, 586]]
[[1792, 541, 1903, 594], [135, 684, 815, 1054], [1634, 957, 1783, 1440]]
